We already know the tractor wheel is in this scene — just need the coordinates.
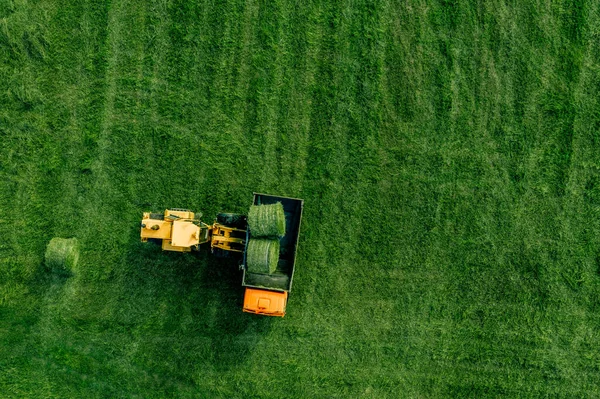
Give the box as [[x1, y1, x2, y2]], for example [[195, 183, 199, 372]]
[[216, 213, 247, 229]]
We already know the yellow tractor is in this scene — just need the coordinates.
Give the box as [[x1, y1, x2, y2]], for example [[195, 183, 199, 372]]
[[140, 193, 304, 317], [140, 209, 246, 254]]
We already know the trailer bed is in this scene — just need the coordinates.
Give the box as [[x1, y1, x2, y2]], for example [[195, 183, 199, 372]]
[[242, 193, 303, 293]]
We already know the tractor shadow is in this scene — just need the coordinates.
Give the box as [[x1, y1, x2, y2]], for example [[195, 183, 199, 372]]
[[125, 242, 274, 372]]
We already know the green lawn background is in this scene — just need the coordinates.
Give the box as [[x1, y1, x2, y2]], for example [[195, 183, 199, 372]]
[[1, 0, 600, 397]]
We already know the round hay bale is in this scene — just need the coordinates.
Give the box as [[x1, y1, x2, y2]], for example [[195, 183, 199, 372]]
[[246, 238, 280, 275], [45, 237, 79, 272], [247, 202, 285, 238]]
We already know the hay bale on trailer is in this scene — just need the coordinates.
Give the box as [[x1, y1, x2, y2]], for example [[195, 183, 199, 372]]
[[246, 238, 280, 274], [247, 202, 285, 238]]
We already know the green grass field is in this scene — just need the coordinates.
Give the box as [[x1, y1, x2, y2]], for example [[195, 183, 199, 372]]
[[1, 0, 600, 397]]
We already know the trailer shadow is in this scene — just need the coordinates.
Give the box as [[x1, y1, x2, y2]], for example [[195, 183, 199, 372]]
[[125, 242, 274, 373], [190, 248, 275, 371]]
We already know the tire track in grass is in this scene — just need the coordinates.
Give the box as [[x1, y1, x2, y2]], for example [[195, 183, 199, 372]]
[[245, 0, 285, 191], [485, 1, 546, 290], [0, 2, 60, 265], [118, 0, 162, 208], [284, 62, 314, 196], [272, 3, 318, 197], [168, 1, 212, 208], [73, 0, 128, 282], [382, 0, 453, 276], [300, 0, 346, 296], [231, 1, 312, 197], [228, 0, 261, 201], [380, 0, 435, 272], [237, 1, 293, 193], [550, 2, 600, 393], [471, 2, 520, 272], [510, 2, 579, 313], [445, 0, 524, 313], [339, 0, 387, 262], [235, 1, 315, 197], [48, 0, 110, 234], [118, 0, 175, 209], [425, 0, 483, 280], [94, 0, 120, 179], [199, 0, 249, 212], [269, 2, 300, 195], [568, 2, 600, 259], [327, 0, 385, 286], [117, 0, 191, 208]]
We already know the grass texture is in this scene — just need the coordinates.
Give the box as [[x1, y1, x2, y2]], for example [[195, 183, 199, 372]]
[[246, 238, 280, 275], [44, 238, 79, 273], [1, 0, 600, 398], [248, 202, 286, 237]]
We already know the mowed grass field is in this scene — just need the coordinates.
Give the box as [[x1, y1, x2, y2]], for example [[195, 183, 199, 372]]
[[1, 0, 600, 397]]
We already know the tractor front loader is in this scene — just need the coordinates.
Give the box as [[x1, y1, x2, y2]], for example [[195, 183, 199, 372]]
[[140, 209, 246, 254]]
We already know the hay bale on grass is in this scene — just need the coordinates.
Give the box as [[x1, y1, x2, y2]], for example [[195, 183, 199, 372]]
[[246, 238, 280, 274], [45, 237, 79, 273], [248, 202, 285, 238]]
